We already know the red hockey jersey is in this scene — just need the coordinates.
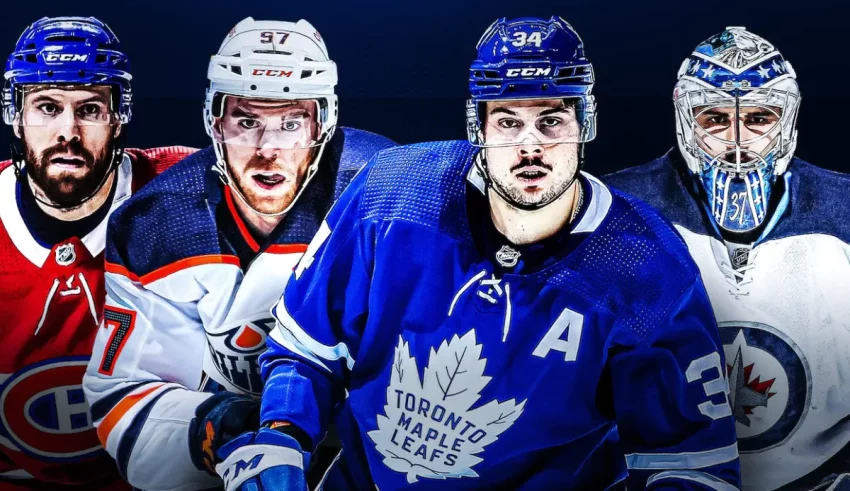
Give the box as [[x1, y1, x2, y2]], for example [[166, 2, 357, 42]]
[[0, 147, 195, 490]]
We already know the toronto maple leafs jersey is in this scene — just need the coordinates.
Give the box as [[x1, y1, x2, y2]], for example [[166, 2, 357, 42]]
[[0, 147, 194, 490], [81, 128, 395, 491], [259, 141, 741, 491], [604, 151, 850, 491]]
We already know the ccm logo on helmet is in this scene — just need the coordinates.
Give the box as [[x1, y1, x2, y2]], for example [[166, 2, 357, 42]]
[[44, 53, 89, 62], [252, 69, 293, 78], [506, 67, 552, 77]]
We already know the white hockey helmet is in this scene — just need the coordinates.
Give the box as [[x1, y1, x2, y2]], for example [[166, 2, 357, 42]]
[[203, 17, 339, 216]]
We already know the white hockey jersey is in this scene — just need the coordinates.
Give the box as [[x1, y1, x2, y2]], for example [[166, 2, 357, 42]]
[[605, 152, 850, 491], [82, 129, 395, 491]]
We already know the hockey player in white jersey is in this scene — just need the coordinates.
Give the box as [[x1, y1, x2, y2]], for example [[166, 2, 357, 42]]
[[605, 27, 850, 491], [81, 17, 395, 491], [213, 16, 740, 491]]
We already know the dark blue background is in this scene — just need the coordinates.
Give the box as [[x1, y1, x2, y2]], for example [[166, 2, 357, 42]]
[[2, 0, 844, 174]]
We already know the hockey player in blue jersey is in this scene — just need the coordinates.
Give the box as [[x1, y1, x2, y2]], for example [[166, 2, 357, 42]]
[[81, 17, 394, 491], [604, 27, 850, 491], [218, 17, 741, 490]]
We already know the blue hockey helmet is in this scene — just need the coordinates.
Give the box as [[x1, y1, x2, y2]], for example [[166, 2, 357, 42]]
[[673, 27, 800, 234], [2, 16, 133, 126], [466, 16, 596, 147]]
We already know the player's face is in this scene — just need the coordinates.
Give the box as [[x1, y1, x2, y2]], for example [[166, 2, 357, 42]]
[[693, 105, 782, 163], [218, 97, 319, 215], [15, 85, 119, 207], [482, 99, 580, 208]]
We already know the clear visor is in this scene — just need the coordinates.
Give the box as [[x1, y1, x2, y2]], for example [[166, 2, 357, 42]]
[[212, 95, 323, 150], [676, 88, 799, 173], [468, 97, 595, 148], [17, 84, 118, 127]]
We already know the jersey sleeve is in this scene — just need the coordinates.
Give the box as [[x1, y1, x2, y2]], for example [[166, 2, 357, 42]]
[[607, 278, 741, 491], [82, 195, 232, 491], [259, 164, 374, 449]]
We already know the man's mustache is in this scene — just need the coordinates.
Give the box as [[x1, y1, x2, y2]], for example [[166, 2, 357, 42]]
[[41, 141, 95, 168], [511, 157, 552, 173]]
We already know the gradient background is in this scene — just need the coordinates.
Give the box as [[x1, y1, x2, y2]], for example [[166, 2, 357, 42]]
[[2, 0, 844, 175]]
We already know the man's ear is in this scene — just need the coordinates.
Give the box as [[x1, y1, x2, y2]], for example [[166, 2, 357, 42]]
[[113, 122, 123, 138], [13, 122, 22, 139]]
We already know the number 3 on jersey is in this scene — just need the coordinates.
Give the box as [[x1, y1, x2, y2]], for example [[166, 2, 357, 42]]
[[97, 306, 138, 376], [687, 352, 732, 420]]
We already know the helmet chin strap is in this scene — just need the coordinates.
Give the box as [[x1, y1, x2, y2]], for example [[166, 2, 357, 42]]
[[212, 139, 328, 219], [476, 145, 584, 212], [11, 128, 124, 213]]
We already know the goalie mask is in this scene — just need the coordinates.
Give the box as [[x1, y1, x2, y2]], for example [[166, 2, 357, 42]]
[[204, 17, 338, 217], [674, 27, 800, 234]]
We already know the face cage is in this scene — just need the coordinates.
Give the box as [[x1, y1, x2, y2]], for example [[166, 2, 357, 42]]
[[2, 82, 132, 127], [674, 87, 799, 177], [204, 92, 335, 218], [466, 96, 597, 148]]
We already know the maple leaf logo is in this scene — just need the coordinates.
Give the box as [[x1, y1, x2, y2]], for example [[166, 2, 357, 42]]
[[367, 330, 526, 483]]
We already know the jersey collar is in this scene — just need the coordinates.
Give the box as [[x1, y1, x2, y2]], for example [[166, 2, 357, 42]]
[[0, 154, 133, 267]]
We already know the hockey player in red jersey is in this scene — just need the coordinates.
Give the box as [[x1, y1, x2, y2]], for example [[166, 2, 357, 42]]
[[0, 17, 194, 490]]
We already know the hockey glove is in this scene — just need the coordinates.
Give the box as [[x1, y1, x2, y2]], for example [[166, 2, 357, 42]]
[[215, 427, 309, 491], [188, 392, 260, 474]]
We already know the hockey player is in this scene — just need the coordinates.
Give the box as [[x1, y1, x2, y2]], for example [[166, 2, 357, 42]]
[[604, 27, 850, 490], [218, 16, 741, 491], [0, 17, 194, 490], [81, 17, 395, 491]]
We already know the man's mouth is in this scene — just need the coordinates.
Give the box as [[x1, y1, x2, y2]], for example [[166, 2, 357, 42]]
[[252, 172, 286, 190], [49, 155, 86, 169], [514, 166, 548, 185]]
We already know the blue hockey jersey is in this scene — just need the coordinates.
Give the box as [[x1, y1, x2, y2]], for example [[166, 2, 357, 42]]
[[604, 152, 850, 490], [260, 141, 741, 490], [82, 128, 395, 491]]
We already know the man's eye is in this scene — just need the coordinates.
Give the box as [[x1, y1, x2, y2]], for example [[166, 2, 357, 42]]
[[539, 117, 562, 127], [283, 120, 302, 131], [239, 119, 261, 130], [37, 103, 59, 115], [498, 118, 521, 129], [706, 115, 728, 125]]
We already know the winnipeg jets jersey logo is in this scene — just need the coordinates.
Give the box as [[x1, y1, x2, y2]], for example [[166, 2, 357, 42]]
[[368, 330, 526, 483], [719, 321, 810, 453]]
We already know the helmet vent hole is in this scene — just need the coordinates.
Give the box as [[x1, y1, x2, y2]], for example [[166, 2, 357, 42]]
[[79, 70, 85, 77], [316, 70, 325, 75], [25, 54, 37, 63], [25, 43, 36, 50], [95, 54, 107, 63], [283, 87, 290, 92], [250, 84, 257, 90], [45, 35, 86, 43], [300, 70, 313, 79], [230, 66, 242, 75]]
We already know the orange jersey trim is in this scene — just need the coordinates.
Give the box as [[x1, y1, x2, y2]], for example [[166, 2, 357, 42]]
[[105, 255, 241, 285], [224, 187, 260, 253], [265, 244, 308, 255], [97, 383, 164, 447]]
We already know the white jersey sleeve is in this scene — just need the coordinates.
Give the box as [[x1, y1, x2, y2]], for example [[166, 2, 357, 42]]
[[83, 258, 240, 491]]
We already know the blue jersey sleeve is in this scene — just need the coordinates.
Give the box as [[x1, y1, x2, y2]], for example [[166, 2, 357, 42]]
[[609, 279, 741, 491], [258, 164, 374, 450]]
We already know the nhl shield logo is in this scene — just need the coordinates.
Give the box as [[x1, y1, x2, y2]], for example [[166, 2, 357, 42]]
[[55, 243, 76, 266], [495, 245, 520, 268]]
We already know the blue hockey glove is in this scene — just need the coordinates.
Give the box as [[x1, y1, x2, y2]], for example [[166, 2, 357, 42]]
[[215, 427, 310, 491], [188, 392, 260, 474]]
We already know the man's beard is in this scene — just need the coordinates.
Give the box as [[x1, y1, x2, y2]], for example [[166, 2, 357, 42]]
[[23, 137, 113, 208], [230, 154, 305, 216], [490, 155, 576, 209]]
